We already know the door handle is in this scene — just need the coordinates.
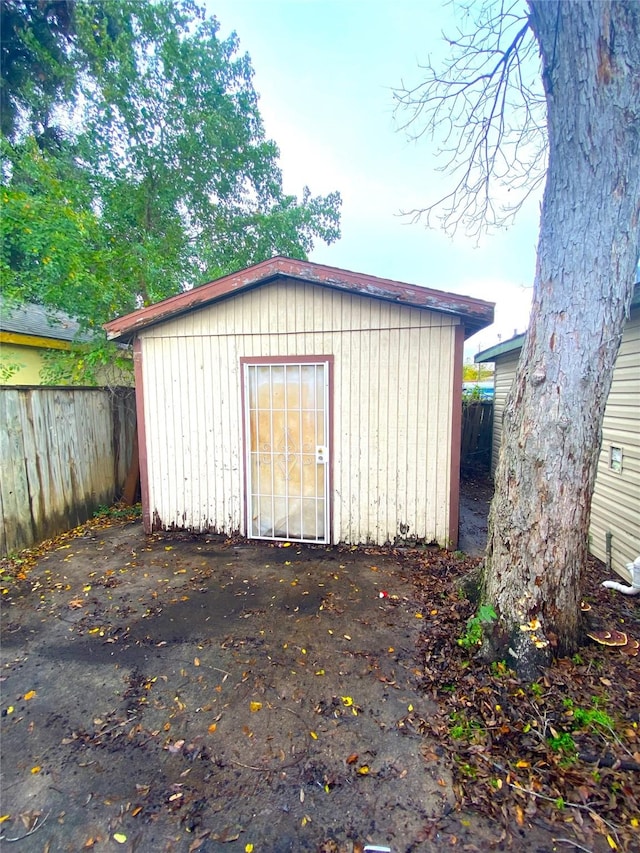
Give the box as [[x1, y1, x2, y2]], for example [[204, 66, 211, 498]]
[[316, 446, 328, 464]]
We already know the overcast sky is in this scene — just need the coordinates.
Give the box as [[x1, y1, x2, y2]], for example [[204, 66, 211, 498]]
[[206, 0, 543, 360]]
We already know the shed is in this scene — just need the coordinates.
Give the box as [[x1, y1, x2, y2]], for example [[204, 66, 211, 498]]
[[475, 284, 640, 581], [105, 257, 494, 547]]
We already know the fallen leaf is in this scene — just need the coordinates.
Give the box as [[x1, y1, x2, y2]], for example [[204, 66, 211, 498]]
[[31, 766, 41, 774], [250, 701, 262, 712], [346, 753, 358, 765], [194, 657, 201, 666], [113, 833, 127, 844], [357, 765, 369, 775], [208, 723, 217, 733], [310, 731, 318, 740]]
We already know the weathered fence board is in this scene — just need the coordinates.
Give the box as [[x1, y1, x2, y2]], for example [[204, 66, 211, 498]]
[[461, 400, 493, 473], [1, 387, 136, 555]]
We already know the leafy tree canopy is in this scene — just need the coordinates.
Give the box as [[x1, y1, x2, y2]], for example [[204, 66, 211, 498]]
[[462, 362, 493, 382], [1, 0, 341, 382]]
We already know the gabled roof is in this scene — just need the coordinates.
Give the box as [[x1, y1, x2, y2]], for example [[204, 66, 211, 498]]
[[0, 298, 91, 345], [104, 256, 494, 342]]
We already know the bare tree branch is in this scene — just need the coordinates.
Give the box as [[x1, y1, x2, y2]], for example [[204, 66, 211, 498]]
[[394, 0, 547, 235]]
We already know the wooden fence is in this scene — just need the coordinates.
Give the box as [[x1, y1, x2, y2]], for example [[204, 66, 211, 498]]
[[461, 400, 493, 473], [1, 387, 136, 556]]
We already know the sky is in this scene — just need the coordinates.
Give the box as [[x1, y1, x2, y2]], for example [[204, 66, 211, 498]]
[[205, 0, 542, 360]]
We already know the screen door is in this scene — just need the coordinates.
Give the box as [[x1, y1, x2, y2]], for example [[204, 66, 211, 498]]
[[244, 361, 329, 543]]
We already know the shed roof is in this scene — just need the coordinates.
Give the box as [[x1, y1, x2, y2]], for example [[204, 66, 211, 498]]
[[104, 256, 494, 343]]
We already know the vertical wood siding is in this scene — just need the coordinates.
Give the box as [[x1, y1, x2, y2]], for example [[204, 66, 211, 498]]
[[1, 388, 136, 555], [139, 280, 458, 546], [589, 308, 640, 577]]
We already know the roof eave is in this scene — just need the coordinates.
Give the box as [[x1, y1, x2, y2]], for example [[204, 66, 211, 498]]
[[475, 333, 526, 363], [104, 256, 494, 342]]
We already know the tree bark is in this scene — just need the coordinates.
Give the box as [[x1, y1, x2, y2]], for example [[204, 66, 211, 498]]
[[484, 1, 640, 678]]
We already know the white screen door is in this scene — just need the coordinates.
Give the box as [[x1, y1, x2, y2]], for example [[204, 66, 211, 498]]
[[244, 361, 329, 543]]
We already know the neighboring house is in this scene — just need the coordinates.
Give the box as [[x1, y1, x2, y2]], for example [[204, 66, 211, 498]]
[[0, 299, 89, 384], [475, 284, 640, 581], [105, 256, 494, 547]]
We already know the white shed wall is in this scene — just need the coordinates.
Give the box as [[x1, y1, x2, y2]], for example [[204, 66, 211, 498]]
[[139, 280, 459, 546]]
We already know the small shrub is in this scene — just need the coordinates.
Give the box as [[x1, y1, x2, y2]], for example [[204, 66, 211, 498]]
[[548, 731, 577, 754], [457, 604, 497, 650]]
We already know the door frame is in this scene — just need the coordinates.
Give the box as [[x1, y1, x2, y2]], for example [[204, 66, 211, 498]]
[[240, 355, 334, 543]]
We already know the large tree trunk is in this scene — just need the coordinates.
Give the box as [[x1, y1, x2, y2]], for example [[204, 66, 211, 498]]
[[484, 1, 640, 678]]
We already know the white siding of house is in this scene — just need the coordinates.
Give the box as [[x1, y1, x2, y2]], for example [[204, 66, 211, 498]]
[[490, 351, 520, 476], [489, 308, 639, 580], [139, 279, 459, 546], [589, 308, 640, 580]]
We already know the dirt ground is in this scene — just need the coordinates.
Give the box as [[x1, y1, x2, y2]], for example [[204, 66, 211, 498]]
[[1, 486, 637, 853]]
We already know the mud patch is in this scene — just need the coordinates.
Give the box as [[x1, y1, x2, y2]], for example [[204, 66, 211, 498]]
[[1, 527, 453, 851]]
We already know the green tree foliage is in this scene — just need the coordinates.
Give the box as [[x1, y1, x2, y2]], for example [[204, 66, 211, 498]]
[[0, 0, 78, 141], [462, 362, 493, 382], [1, 0, 341, 383]]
